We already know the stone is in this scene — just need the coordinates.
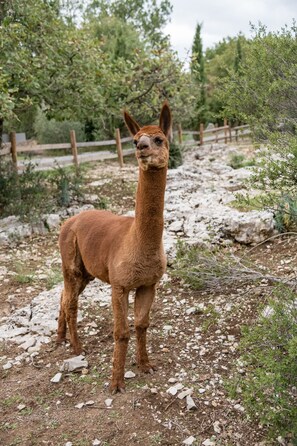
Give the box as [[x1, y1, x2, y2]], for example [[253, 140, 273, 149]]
[[213, 421, 221, 433], [182, 436, 196, 445], [17, 404, 26, 411], [92, 440, 101, 446], [75, 402, 85, 409], [202, 439, 215, 446], [44, 213, 61, 230], [85, 400, 95, 406], [20, 337, 36, 351], [50, 372, 62, 383], [3, 361, 12, 370], [104, 398, 113, 408], [167, 383, 184, 396], [61, 355, 88, 372], [186, 395, 197, 410], [177, 388, 193, 399], [124, 370, 136, 379]]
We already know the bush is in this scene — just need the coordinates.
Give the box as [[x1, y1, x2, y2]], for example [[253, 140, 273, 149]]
[[34, 109, 86, 144], [228, 153, 255, 169], [229, 285, 297, 441], [168, 140, 183, 169], [0, 159, 49, 221], [0, 159, 85, 222]]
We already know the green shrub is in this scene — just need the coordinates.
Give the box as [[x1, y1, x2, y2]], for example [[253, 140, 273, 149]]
[[228, 153, 255, 169], [229, 285, 297, 441], [34, 109, 85, 144], [0, 159, 49, 221], [168, 141, 183, 169], [0, 159, 85, 222]]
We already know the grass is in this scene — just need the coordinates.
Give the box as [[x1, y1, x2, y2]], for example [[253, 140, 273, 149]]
[[46, 266, 63, 289]]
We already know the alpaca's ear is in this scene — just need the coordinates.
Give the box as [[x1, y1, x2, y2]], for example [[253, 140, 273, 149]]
[[123, 110, 141, 136], [159, 101, 172, 138]]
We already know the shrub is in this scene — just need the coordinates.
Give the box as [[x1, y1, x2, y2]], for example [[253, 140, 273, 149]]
[[228, 153, 255, 169], [168, 140, 183, 169], [0, 159, 49, 221], [34, 109, 86, 144], [229, 285, 297, 441]]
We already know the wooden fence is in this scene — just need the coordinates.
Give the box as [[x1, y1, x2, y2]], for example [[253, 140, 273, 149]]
[[0, 121, 250, 171]]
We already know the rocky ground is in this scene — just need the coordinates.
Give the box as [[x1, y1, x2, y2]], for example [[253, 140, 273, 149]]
[[0, 143, 295, 446]]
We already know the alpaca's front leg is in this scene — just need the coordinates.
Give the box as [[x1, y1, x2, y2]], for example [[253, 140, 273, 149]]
[[134, 284, 157, 373], [111, 286, 130, 393]]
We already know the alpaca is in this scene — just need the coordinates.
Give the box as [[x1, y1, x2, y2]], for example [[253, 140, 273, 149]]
[[57, 102, 172, 393]]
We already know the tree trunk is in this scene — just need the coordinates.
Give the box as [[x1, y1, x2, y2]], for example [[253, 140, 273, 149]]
[[0, 118, 3, 147]]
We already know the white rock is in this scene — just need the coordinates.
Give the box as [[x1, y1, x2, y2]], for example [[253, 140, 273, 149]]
[[168, 377, 178, 384], [17, 404, 26, 411], [65, 442, 73, 446], [93, 440, 101, 446], [163, 325, 173, 332], [199, 388, 206, 394], [177, 388, 193, 399], [167, 383, 184, 396], [202, 439, 215, 446], [186, 395, 197, 410], [213, 421, 221, 433], [85, 400, 95, 406], [3, 361, 12, 370], [50, 372, 62, 383], [124, 370, 136, 379], [182, 436, 196, 445], [75, 402, 85, 409], [61, 355, 88, 372], [104, 398, 113, 408]]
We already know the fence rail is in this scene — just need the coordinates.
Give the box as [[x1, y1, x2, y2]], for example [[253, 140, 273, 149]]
[[0, 121, 251, 171]]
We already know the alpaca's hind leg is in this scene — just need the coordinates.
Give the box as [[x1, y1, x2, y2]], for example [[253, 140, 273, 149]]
[[57, 290, 67, 344], [134, 284, 156, 373], [110, 286, 130, 394], [57, 275, 88, 354]]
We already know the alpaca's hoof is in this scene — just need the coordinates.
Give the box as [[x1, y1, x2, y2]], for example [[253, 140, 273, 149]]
[[138, 362, 157, 374], [110, 381, 126, 394], [56, 336, 67, 345]]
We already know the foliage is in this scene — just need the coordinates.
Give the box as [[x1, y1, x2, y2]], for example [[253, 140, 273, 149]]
[[229, 285, 297, 441], [190, 23, 207, 123], [172, 241, 278, 290], [84, 0, 173, 46], [34, 109, 85, 144], [228, 153, 255, 169], [220, 24, 297, 229], [168, 140, 183, 169], [0, 159, 85, 221]]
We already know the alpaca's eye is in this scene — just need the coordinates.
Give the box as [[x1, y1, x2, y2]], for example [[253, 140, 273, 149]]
[[154, 137, 163, 145], [133, 139, 138, 146]]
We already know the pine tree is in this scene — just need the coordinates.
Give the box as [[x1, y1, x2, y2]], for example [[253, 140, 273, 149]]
[[191, 23, 207, 123]]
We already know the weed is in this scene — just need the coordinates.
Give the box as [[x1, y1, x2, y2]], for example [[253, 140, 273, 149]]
[[2, 395, 22, 407], [228, 153, 255, 169], [227, 285, 297, 441], [13, 262, 35, 284], [46, 266, 63, 290], [201, 304, 220, 332]]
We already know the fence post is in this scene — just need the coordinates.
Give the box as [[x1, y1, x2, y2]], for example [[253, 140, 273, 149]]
[[228, 124, 232, 142], [178, 124, 183, 145], [70, 130, 79, 171], [224, 118, 228, 144], [10, 131, 18, 171], [199, 123, 204, 146], [215, 124, 218, 143], [115, 128, 124, 168]]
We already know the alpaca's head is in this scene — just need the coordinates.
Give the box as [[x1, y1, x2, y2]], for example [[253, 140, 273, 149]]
[[124, 102, 172, 171]]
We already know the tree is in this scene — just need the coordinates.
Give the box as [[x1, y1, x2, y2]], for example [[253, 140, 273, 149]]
[[190, 23, 207, 123], [221, 24, 297, 228], [84, 0, 172, 46]]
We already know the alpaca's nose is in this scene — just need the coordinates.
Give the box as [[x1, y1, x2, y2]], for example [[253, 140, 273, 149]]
[[137, 136, 150, 151], [138, 141, 149, 150]]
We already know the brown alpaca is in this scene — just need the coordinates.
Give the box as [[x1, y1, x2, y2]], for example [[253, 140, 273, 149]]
[[57, 102, 172, 393]]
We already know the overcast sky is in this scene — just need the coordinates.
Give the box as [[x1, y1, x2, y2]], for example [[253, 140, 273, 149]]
[[164, 0, 296, 62]]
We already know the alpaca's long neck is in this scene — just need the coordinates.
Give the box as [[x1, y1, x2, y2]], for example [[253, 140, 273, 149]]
[[134, 167, 167, 250]]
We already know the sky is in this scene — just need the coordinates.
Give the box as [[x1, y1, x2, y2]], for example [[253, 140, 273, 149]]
[[164, 0, 296, 62]]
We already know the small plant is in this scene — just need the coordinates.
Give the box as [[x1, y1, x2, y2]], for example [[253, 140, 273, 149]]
[[228, 153, 255, 169], [168, 140, 183, 169], [172, 241, 277, 290], [46, 267, 63, 290], [228, 285, 297, 441], [49, 163, 85, 207], [274, 194, 297, 232]]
